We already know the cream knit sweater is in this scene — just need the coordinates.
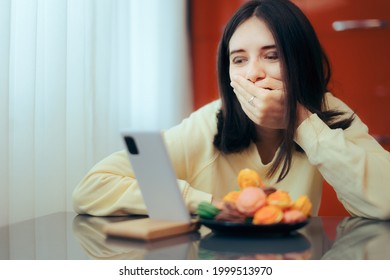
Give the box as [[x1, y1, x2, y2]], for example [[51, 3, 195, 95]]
[[73, 93, 390, 219]]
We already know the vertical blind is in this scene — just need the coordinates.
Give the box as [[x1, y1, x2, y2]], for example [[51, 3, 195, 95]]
[[0, 0, 193, 226]]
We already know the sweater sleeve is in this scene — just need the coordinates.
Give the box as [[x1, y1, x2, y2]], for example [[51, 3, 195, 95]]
[[72, 149, 212, 216], [72, 101, 220, 216], [294, 93, 390, 219]]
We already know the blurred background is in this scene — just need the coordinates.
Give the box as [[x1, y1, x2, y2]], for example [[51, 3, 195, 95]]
[[1, 0, 389, 225]]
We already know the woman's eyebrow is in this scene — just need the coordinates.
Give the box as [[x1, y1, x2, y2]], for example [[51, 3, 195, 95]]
[[229, 45, 276, 56], [229, 49, 245, 56], [261, 45, 276, 50]]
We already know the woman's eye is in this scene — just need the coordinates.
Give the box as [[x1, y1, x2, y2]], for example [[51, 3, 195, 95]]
[[265, 52, 279, 60], [231, 57, 247, 64]]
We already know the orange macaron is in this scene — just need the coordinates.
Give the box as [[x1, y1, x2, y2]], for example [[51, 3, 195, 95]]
[[266, 190, 293, 209], [253, 205, 283, 225], [291, 195, 312, 217], [222, 191, 241, 204]]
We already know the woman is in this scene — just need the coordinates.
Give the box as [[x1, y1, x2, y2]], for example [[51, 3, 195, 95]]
[[73, 0, 390, 219]]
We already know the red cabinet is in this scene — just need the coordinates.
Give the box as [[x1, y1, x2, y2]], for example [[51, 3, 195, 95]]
[[190, 0, 246, 109], [190, 0, 390, 216], [294, 0, 390, 216], [295, 0, 390, 152]]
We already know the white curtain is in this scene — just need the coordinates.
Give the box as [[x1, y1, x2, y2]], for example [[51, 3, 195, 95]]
[[0, 0, 193, 226]]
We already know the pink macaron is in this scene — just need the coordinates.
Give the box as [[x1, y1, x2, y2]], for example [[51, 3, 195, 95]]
[[236, 186, 266, 216], [282, 209, 306, 223]]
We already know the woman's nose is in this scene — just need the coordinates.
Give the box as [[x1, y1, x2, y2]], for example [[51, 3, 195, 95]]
[[245, 60, 265, 83]]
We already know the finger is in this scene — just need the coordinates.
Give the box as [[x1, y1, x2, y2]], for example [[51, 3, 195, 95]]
[[232, 75, 265, 97], [254, 77, 284, 90], [231, 80, 264, 109], [237, 96, 259, 123], [232, 86, 255, 109]]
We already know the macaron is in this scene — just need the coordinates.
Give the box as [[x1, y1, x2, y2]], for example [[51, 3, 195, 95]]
[[253, 205, 283, 225], [196, 201, 221, 219], [214, 201, 247, 223], [236, 186, 266, 216], [282, 209, 307, 224], [237, 168, 263, 189], [266, 190, 293, 209], [263, 186, 277, 196], [222, 191, 241, 204], [291, 195, 312, 217]]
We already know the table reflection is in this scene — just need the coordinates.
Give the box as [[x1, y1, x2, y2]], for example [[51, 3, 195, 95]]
[[72, 215, 201, 260], [72, 215, 313, 260], [321, 217, 390, 260], [199, 233, 312, 260], [2, 212, 389, 260]]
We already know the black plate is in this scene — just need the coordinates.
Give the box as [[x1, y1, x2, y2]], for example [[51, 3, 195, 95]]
[[200, 218, 309, 235]]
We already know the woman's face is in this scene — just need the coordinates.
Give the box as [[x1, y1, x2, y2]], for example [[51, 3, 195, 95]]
[[229, 17, 282, 87]]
